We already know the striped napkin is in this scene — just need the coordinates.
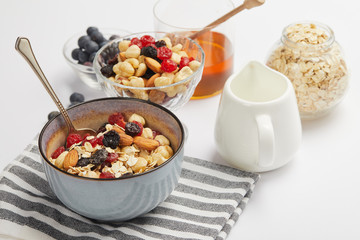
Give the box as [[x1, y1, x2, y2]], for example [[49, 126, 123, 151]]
[[0, 139, 259, 240]]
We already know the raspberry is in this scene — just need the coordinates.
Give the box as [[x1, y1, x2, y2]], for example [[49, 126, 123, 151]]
[[132, 121, 143, 136], [140, 35, 155, 47], [108, 112, 126, 128], [179, 56, 190, 70], [97, 135, 104, 145], [106, 153, 119, 163], [66, 133, 82, 148], [161, 59, 177, 72], [157, 47, 172, 60], [100, 172, 115, 179], [130, 37, 143, 48], [51, 146, 65, 159]]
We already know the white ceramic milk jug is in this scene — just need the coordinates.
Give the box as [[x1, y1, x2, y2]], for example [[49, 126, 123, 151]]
[[214, 61, 302, 172]]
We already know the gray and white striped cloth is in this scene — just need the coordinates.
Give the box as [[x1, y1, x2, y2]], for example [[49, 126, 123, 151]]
[[0, 139, 259, 240]]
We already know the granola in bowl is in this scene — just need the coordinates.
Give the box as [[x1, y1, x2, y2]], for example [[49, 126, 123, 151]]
[[49, 112, 174, 179]]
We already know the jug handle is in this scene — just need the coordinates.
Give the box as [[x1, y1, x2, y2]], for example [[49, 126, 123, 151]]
[[255, 115, 275, 168]]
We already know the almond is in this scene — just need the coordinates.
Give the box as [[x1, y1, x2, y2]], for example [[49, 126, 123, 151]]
[[146, 73, 160, 87], [148, 89, 166, 104], [63, 149, 79, 170], [119, 133, 133, 146], [145, 57, 162, 73], [133, 136, 160, 151], [119, 52, 126, 62], [112, 126, 125, 135]]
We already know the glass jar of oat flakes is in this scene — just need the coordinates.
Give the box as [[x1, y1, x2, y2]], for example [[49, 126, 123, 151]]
[[266, 21, 348, 119]]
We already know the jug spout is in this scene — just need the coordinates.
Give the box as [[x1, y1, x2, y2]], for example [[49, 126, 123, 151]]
[[228, 60, 290, 103]]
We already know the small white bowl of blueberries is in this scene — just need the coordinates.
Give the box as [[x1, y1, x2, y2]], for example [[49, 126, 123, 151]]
[[63, 27, 130, 89]]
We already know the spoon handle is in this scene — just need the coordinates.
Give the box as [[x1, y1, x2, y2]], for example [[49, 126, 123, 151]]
[[189, 0, 265, 40], [15, 37, 75, 133]]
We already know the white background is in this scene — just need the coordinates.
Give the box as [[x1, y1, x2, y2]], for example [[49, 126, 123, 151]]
[[1, 0, 360, 239]]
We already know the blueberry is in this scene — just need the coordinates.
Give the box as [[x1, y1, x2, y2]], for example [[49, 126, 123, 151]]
[[88, 52, 97, 62], [78, 50, 89, 63], [47, 111, 59, 120], [84, 40, 99, 54], [71, 48, 81, 60], [86, 26, 99, 36], [70, 92, 85, 103], [109, 35, 120, 40], [78, 35, 91, 49], [68, 101, 82, 108], [90, 31, 105, 44]]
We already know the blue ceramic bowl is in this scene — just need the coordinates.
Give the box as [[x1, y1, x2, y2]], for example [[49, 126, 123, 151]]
[[38, 97, 184, 221]]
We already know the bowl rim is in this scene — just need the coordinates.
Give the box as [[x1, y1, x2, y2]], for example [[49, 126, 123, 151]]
[[38, 97, 185, 181], [93, 31, 205, 91], [63, 28, 132, 74]]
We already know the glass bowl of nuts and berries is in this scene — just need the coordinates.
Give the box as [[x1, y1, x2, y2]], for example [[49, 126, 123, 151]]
[[93, 31, 205, 111], [38, 97, 185, 221], [63, 27, 131, 89], [266, 21, 349, 119]]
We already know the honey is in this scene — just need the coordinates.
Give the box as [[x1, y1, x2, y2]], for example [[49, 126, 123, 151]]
[[192, 31, 233, 99]]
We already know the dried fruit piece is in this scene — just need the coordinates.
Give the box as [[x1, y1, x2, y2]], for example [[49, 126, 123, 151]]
[[106, 153, 119, 163], [130, 37, 143, 48], [100, 172, 115, 179], [125, 122, 141, 137], [108, 112, 126, 128], [133, 136, 160, 151], [132, 121, 143, 136], [161, 59, 177, 72], [63, 149, 79, 170], [66, 133, 82, 148], [90, 149, 108, 166], [157, 46, 172, 60], [140, 35, 156, 47], [102, 130, 120, 149], [51, 146, 65, 159]]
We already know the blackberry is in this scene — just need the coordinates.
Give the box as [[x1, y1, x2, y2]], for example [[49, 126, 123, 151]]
[[100, 65, 115, 78], [125, 122, 141, 137], [141, 46, 157, 59], [155, 40, 166, 48], [102, 130, 120, 149]]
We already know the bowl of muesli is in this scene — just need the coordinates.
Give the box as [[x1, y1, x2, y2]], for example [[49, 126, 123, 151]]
[[38, 97, 184, 221], [93, 31, 205, 111]]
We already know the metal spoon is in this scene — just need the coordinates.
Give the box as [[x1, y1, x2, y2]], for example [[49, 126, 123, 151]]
[[15, 37, 96, 137]]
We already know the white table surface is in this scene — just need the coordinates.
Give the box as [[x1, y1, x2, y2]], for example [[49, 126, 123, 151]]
[[1, 0, 360, 239]]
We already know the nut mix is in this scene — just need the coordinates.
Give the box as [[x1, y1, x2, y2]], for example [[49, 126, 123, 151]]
[[49, 112, 174, 179], [99, 35, 201, 104], [266, 23, 348, 118]]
